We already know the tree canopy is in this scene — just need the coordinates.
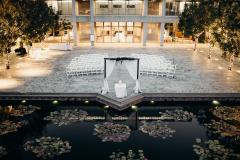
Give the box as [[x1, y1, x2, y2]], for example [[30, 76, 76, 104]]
[[0, 0, 26, 54], [179, 0, 240, 55], [0, 0, 58, 54], [19, 0, 58, 43]]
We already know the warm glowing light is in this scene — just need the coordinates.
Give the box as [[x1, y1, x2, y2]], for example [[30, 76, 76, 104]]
[[104, 105, 109, 109], [21, 100, 27, 103], [16, 68, 51, 77], [199, 50, 204, 53], [218, 66, 223, 70], [150, 100, 155, 104], [85, 100, 89, 104], [212, 100, 220, 106], [30, 49, 44, 60], [52, 100, 58, 105], [0, 79, 23, 90], [131, 105, 138, 110], [236, 70, 240, 73], [214, 58, 219, 61], [15, 62, 33, 69]]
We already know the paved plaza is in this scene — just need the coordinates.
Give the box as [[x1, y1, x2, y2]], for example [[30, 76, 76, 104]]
[[0, 44, 240, 98]]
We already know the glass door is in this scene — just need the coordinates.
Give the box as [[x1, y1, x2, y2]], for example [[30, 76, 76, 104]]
[[95, 22, 141, 43]]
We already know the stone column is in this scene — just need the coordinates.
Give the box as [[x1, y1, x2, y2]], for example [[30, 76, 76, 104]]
[[160, 22, 165, 46], [161, 0, 166, 17], [160, 0, 166, 46], [142, 0, 148, 46], [72, 0, 78, 46], [90, 0, 95, 46]]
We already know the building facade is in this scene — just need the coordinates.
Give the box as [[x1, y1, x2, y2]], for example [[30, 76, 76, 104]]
[[46, 0, 187, 46]]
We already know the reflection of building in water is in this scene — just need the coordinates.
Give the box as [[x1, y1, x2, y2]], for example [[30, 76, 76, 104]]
[[45, 0, 189, 46]]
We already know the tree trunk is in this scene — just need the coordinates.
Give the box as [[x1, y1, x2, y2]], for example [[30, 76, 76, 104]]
[[208, 43, 212, 59], [67, 29, 70, 45], [61, 31, 63, 43], [222, 52, 227, 58], [194, 38, 198, 52], [6, 50, 10, 69], [53, 28, 55, 40]]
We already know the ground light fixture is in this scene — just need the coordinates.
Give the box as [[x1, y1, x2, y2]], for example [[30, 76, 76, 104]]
[[21, 100, 27, 104], [212, 100, 220, 106], [104, 105, 109, 109], [84, 100, 89, 104], [131, 105, 138, 111], [52, 100, 59, 105], [150, 100, 155, 104]]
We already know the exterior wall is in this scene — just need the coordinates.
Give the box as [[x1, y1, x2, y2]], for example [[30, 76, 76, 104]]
[[47, 0, 186, 46]]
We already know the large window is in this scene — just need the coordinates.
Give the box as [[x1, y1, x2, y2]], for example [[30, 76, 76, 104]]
[[148, 0, 160, 15], [78, 22, 91, 42], [96, 22, 142, 43], [78, 0, 90, 15], [46, 0, 72, 15], [147, 23, 160, 42], [166, 0, 180, 16], [95, 0, 143, 15]]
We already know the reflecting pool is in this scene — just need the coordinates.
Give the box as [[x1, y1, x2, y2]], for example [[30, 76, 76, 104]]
[[0, 102, 239, 160]]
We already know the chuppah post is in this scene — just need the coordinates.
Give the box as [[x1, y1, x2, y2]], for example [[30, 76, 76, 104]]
[[137, 59, 139, 80], [104, 58, 106, 78]]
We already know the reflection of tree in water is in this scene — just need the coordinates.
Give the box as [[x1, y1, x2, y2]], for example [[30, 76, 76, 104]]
[[193, 139, 240, 160], [200, 106, 240, 153], [0, 106, 52, 159]]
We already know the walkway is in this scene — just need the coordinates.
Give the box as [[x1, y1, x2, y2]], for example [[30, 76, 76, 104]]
[[0, 43, 240, 101]]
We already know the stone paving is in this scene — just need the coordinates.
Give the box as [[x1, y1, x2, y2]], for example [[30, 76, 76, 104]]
[[0, 44, 240, 98]]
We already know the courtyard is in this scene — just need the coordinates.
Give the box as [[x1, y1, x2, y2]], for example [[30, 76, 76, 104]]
[[0, 43, 240, 98]]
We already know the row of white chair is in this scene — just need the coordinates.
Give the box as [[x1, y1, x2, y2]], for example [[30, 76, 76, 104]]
[[140, 65, 176, 78], [66, 54, 107, 77], [132, 54, 176, 78]]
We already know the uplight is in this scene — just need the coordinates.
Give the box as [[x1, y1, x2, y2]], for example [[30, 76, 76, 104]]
[[52, 100, 58, 105], [150, 100, 155, 104], [212, 100, 220, 106], [104, 105, 109, 109], [131, 105, 138, 110], [21, 100, 27, 103]]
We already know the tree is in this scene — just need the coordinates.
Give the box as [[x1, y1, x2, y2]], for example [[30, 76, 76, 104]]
[[0, 0, 59, 69], [0, 0, 26, 69], [178, 1, 215, 52], [211, 0, 240, 57], [58, 19, 73, 44], [179, 0, 240, 58], [19, 0, 58, 49]]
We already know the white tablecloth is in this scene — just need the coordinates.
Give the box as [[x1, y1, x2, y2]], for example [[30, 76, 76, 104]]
[[114, 83, 127, 98]]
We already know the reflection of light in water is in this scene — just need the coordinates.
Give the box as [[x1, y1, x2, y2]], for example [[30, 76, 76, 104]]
[[16, 68, 51, 77], [0, 79, 22, 90]]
